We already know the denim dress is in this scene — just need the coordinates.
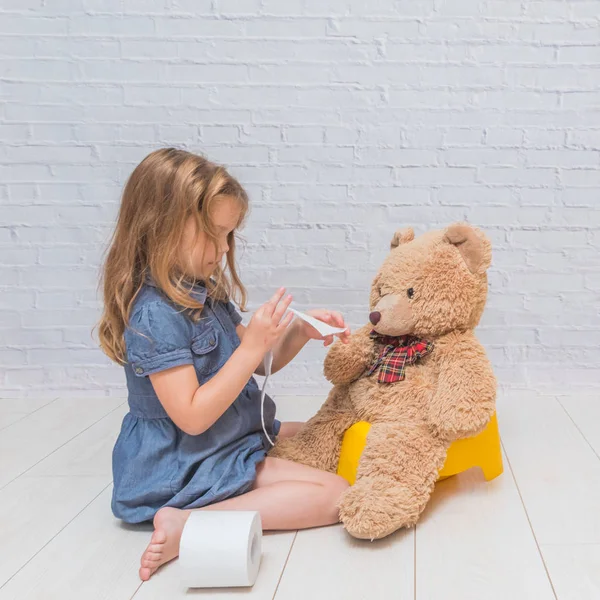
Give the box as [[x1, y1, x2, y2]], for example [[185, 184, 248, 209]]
[[111, 280, 280, 524]]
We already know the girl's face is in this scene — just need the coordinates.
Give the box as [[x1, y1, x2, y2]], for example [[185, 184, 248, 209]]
[[180, 195, 241, 280]]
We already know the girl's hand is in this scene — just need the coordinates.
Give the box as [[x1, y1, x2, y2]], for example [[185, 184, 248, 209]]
[[300, 309, 351, 347], [243, 288, 294, 355]]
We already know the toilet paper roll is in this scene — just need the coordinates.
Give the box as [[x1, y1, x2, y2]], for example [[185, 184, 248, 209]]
[[179, 511, 262, 588]]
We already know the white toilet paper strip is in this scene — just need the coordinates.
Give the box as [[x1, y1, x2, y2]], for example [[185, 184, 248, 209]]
[[289, 308, 348, 337], [179, 511, 262, 588], [260, 309, 348, 447]]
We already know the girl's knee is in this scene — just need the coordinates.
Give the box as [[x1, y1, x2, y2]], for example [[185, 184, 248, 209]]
[[322, 474, 349, 523], [330, 474, 350, 496]]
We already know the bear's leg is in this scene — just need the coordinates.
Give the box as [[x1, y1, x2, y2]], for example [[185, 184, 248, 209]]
[[269, 386, 357, 473], [339, 422, 447, 540]]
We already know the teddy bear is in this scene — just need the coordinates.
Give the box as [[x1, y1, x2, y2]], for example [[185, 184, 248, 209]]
[[270, 222, 497, 540]]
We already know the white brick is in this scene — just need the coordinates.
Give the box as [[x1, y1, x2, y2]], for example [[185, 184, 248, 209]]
[[284, 127, 323, 144], [4, 369, 46, 386], [0, 291, 35, 310], [525, 1, 570, 18], [445, 128, 485, 146], [28, 348, 106, 366], [156, 16, 243, 36], [358, 148, 437, 166], [201, 126, 239, 144], [476, 91, 558, 110], [470, 45, 555, 65], [241, 126, 280, 144], [121, 40, 179, 59], [469, 206, 549, 227], [349, 185, 431, 205], [68, 15, 155, 35], [511, 229, 589, 250], [327, 18, 420, 39], [562, 92, 600, 110], [526, 150, 599, 168], [266, 228, 346, 246], [202, 145, 270, 165], [479, 167, 556, 186], [524, 129, 566, 149], [38, 247, 83, 266], [35, 291, 78, 310], [518, 188, 559, 206], [2, 328, 63, 346], [3, 247, 37, 266], [5, 145, 93, 164], [388, 89, 471, 109], [558, 189, 599, 207], [437, 186, 514, 206], [0, 123, 30, 142], [443, 149, 520, 167], [0, 349, 26, 366], [398, 167, 477, 185], [485, 128, 524, 147], [558, 46, 600, 64], [126, 86, 182, 106], [0, 16, 68, 34], [250, 64, 330, 84], [561, 169, 600, 187], [538, 329, 599, 348], [20, 267, 98, 289], [567, 130, 600, 150]]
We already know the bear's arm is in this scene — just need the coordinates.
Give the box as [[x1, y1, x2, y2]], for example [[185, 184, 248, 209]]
[[323, 324, 374, 385], [427, 332, 496, 440]]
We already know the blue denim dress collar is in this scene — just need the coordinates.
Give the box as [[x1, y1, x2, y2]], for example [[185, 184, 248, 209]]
[[144, 275, 208, 305]]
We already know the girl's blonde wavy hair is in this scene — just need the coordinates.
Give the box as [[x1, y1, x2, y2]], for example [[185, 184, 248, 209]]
[[98, 148, 249, 364]]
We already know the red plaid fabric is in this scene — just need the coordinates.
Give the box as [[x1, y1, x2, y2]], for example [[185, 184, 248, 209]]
[[367, 331, 434, 383]]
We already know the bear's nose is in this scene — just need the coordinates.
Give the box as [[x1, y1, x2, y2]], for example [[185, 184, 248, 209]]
[[369, 311, 381, 325]]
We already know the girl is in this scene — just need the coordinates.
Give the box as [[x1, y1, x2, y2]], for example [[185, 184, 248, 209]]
[[98, 148, 351, 581]]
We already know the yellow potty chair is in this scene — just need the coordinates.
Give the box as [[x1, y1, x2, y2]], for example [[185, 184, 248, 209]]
[[337, 413, 503, 486]]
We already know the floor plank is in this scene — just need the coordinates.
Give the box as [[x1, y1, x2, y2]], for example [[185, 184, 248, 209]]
[[132, 531, 296, 600], [0, 476, 108, 588], [499, 395, 600, 544], [27, 404, 126, 478], [275, 524, 414, 600], [416, 455, 555, 600], [0, 486, 147, 600], [0, 399, 57, 431], [0, 398, 123, 489], [558, 396, 600, 460], [0, 413, 29, 430], [542, 544, 600, 600]]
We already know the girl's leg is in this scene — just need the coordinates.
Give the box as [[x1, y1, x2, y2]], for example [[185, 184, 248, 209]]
[[139, 457, 349, 581], [278, 421, 303, 438]]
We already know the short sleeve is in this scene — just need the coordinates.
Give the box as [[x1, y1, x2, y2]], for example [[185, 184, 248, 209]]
[[125, 300, 194, 377], [223, 299, 243, 326]]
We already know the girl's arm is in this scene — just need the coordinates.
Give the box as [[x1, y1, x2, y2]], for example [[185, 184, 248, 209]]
[[149, 289, 293, 436], [237, 309, 350, 376]]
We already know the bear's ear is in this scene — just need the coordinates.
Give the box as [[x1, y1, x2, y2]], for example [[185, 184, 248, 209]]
[[444, 222, 491, 275], [390, 227, 415, 250]]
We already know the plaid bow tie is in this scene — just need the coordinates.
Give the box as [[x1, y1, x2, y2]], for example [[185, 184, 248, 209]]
[[367, 332, 434, 383]]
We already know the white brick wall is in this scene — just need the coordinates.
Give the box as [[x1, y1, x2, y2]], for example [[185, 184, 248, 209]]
[[1, 1, 599, 398]]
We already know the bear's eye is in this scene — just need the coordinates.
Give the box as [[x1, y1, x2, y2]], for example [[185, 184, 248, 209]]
[[407, 288, 415, 299]]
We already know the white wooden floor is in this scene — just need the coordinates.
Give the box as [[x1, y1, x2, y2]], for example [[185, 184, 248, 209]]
[[1, 392, 599, 600]]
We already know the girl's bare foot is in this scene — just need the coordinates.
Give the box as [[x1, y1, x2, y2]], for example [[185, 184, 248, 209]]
[[139, 507, 190, 581]]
